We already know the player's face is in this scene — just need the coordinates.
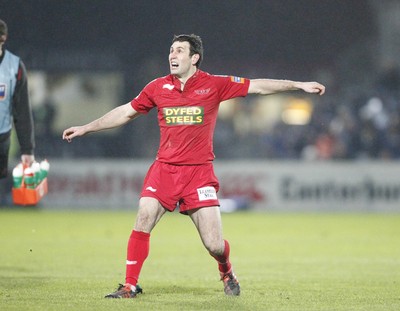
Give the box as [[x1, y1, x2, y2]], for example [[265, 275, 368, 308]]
[[169, 41, 197, 78], [0, 33, 6, 47]]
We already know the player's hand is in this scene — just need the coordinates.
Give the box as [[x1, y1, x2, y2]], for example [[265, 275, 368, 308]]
[[301, 82, 325, 95], [62, 126, 85, 142], [21, 154, 35, 167]]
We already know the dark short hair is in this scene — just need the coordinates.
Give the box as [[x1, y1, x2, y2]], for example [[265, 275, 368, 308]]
[[172, 34, 203, 68], [0, 19, 8, 36]]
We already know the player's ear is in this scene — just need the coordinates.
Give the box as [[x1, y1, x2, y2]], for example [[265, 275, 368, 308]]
[[191, 54, 200, 66]]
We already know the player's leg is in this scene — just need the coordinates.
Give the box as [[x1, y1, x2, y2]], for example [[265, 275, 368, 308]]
[[188, 206, 240, 296], [105, 197, 166, 298], [126, 197, 166, 284], [134, 196, 167, 232], [188, 206, 224, 255], [0, 136, 11, 206]]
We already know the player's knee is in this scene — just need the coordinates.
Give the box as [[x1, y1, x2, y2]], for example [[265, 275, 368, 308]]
[[134, 201, 165, 232]]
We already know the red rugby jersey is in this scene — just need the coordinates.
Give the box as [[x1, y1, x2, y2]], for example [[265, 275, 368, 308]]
[[131, 70, 250, 164]]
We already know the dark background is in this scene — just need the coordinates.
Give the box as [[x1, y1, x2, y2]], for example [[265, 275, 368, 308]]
[[3, 1, 396, 160], [2, 0, 375, 90]]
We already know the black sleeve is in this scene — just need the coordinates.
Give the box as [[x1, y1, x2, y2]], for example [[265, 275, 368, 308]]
[[12, 60, 35, 154]]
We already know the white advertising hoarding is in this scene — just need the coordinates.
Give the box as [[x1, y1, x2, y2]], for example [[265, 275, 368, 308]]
[[38, 160, 400, 212]]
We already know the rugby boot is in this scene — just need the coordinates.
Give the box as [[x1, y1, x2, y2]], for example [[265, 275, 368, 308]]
[[221, 270, 240, 296], [104, 283, 143, 298]]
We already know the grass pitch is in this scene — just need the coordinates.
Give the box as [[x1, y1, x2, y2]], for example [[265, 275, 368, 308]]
[[0, 208, 399, 311]]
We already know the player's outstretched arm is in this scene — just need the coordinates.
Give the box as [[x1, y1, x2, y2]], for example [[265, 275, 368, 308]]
[[62, 103, 140, 142], [248, 79, 325, 96]]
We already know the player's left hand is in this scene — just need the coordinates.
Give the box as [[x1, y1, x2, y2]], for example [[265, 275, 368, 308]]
[[301, 82, 325, 95], [62, 126, 86, 142]]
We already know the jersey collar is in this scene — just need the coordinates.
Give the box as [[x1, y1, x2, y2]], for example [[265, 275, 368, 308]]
[[170, 69, 201, 91]]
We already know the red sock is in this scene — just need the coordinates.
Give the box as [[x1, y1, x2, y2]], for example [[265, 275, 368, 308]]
[[125, 230, 150, 286], [210, 239, 232, 275]]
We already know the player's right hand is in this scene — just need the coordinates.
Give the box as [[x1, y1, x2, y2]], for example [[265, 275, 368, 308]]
[[62, 126, 84, 142]]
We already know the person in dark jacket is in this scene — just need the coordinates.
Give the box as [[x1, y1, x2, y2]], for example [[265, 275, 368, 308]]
[[0, 19, 35, 204]]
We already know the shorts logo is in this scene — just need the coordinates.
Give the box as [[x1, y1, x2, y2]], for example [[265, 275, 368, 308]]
[[197, 186, 217, 201], [163, 106, 204, 125], [146, 186, 157, 192], [0, 84, 6, 100], [230, 76, 245, 84]]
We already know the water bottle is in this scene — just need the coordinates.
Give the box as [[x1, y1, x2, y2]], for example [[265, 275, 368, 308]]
[[23, 167, 35, 189], [12, 164, 24, 188], [32, 162, 41, 185], [40, 160, 50, 179]]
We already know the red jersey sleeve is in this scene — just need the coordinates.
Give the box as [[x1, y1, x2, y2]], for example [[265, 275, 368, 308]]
[[212, 75, 250, 101], [131, 79, 157, 114]]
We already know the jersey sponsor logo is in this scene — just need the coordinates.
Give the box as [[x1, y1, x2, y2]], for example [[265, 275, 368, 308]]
[[163, 106, 204, 125], [194, 88, 210, 95], [197, 186, 218, 201], [230, 76, 245, 84], [0, 84, 6, 100], [162, 83, 175, 90]]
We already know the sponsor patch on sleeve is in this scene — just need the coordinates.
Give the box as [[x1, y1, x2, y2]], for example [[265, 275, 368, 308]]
[[230, 76, 245, 84], [197, 186, 218, 201]]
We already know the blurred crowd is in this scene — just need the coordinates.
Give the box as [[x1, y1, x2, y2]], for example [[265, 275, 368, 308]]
[[29, 65, 400, 161], [213, 65, 400, 161], [305, 65, 400, 160]]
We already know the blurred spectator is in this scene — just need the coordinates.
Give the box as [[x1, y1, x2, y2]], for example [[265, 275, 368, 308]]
[[33, 95, 57, 156]]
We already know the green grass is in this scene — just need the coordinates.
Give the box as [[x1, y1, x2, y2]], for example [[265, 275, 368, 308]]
[[0, 209, 399, 311]]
